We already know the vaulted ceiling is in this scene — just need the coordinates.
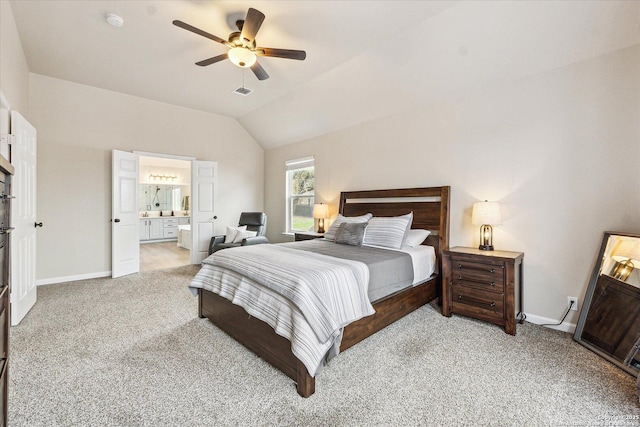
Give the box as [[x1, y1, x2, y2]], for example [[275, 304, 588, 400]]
[[9, 0, 640, 149]]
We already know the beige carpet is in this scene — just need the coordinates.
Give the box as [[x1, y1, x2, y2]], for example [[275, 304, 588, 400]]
[[8, 265, 640, 426]]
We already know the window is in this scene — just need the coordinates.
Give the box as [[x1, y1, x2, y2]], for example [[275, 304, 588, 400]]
[[286, 157, 315, 233]]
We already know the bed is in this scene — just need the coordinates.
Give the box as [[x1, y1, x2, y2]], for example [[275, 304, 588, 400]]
[[190, 186, 450, 397]]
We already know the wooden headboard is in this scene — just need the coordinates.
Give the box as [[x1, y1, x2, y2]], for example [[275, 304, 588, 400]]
[[339, 186, 451, 272]]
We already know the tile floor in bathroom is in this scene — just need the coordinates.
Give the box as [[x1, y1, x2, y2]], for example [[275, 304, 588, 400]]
[[140, 241, 191, 272]]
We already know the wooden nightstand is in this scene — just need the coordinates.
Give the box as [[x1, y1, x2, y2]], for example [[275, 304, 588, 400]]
[[442, 247, 524, 335], [294, 232, 324, 241]]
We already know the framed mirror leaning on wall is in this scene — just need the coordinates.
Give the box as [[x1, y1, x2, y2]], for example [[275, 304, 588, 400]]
[[574, 231, 640, 377]]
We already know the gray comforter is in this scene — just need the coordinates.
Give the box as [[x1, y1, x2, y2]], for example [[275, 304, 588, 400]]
[[281, 239, 414, 301]]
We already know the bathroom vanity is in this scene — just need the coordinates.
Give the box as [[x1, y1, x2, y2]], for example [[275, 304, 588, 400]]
[[139, 216, 190, 242]]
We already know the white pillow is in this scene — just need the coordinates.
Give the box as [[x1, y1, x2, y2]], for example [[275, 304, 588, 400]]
[[404, 229, 431, 247], [363, 212, 413, 250], [224, 225, 247, 243], [324, 213, 373, 241], [233, 229, 258, 243]]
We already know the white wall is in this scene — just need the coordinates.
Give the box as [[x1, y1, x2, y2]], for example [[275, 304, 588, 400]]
[[0, 1, 30, 119], [264, 45, 640, 326], [29, 74, 264, 281]]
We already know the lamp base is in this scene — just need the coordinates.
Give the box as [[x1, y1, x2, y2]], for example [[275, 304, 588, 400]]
[[478, 244, 494, 251], [317, 218, 325, 234]]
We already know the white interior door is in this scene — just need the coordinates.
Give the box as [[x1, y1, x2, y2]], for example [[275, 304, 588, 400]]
[[10, 111, 37, 326], [190, 160, 217, 264], [112, 150, 139, 278]]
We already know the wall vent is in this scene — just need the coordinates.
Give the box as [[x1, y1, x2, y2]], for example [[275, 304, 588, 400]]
[[233, 87, 253, 96]]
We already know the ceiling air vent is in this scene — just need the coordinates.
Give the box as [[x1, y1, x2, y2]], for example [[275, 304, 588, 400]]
[[233, 87, 253, 96]]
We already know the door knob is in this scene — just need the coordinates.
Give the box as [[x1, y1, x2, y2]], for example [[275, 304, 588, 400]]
[[114, 219, 121, 223], [34, 222, 43, 228]]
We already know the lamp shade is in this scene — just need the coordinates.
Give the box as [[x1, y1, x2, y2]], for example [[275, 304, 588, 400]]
[[472, 201, 502, 225], [611, 239, 640, 269], [313, 203, 328, 219]]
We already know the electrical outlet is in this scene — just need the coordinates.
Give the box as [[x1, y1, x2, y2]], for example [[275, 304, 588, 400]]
[[568, 296, 579, 311]]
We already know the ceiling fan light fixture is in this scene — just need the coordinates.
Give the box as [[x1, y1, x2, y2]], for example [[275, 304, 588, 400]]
[[228, 47, 256, 68]]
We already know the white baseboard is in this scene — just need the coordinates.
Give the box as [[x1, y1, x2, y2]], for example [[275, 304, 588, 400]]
[[37, 271, 112, 286], [524, 313, 576, 334]]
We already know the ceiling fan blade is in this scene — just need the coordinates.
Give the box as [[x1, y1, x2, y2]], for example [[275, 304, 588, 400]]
[[250, 61, 269, 81], [256, 48, 306, 61], [240, 8, 265, 46], [195, 53, 228, 67], [173, 20, 230, 47]]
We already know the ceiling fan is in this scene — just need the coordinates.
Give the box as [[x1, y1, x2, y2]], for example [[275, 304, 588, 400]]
[[173, 8, 306, 81]]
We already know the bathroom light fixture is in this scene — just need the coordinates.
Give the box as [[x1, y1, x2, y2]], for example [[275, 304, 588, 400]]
[[149, 174, 177, 182], [106, 13, 124, 28], [471, 200, 502, 251]]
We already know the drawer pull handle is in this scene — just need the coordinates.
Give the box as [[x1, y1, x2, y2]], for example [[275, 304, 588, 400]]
[[456, 276, 500, 288], [457, 264, 500, 274], [457, 294, 497, 308]]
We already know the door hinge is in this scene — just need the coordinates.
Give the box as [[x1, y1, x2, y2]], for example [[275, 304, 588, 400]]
[[0, 134, 14, 145]]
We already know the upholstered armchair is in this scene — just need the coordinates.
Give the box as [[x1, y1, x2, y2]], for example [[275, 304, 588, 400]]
[[208, 212, 269, 254]]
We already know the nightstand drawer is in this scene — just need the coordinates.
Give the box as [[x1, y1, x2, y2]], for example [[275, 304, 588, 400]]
[[452, 283, 504, 320], [453, 275, 504, 293], [451, 259, 505, 284]]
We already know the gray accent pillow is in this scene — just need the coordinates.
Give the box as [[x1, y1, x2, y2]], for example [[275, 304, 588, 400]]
[[334, 222, 368, 246], [324, 213, 372, 241]]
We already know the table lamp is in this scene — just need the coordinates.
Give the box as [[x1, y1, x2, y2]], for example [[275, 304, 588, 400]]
[[610, 240, 640, 281], [471, 200, 502, 251], [313, 203, 329, 233]]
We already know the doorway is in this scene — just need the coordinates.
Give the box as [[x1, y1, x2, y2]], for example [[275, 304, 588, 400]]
[[112, 150, 216, 277], [138, 155, 191, 272]]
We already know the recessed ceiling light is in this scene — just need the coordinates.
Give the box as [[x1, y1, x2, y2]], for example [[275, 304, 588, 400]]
[[106, 13, 124, 28]]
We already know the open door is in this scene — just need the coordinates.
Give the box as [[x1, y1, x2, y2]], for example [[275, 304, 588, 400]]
[[190, 160, 217, 264], [10, 111, 37, 325], [112, 150, 139, 278]]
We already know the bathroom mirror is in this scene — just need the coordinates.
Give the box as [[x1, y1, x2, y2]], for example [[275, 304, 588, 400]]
[[574, 231, 640, 376], [139, 184, 189, 213]]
